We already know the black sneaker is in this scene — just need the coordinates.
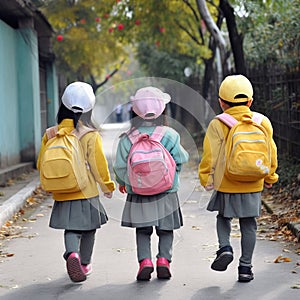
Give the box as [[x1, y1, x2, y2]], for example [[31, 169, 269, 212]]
[[211, 246, 233, 271], [238, 266, 254, 282]]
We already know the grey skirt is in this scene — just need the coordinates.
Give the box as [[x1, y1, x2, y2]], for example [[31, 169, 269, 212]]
[[121, 192, 183, 230], [207, 191, 261, 218], [49, 196, 108, 230]]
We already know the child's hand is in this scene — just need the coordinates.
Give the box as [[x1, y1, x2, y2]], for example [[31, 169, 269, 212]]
[[264, 182, 273, 189], [104, 192, 113, 198], [119, 185, 127, 194], [204, 184, 214, 191]]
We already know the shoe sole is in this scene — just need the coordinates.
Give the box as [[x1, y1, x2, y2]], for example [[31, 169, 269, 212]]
[[136, 266, 154, 281], [157, 266, 171, 279], [238, 274, 254, 282], [211, 252, 233, 271], [67, 256, 87, 283]]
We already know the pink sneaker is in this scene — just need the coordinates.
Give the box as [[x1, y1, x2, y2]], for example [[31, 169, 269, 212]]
[[136, 258, 154, 281], [66, 252, 86, 283], [81, 264, 92, 276], [156, 257, 171, 279]]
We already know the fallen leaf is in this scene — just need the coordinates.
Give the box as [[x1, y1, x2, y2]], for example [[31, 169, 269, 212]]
[[5, 221, 13, 227], [27, 219, 37, 222], [290, 285, 300, 289], [231, 233, 241, 238], [192, 226, 201, 230], [6, 179, 15, 186], [283, 248, 291, 253], [26, 197, 36, 205], [185, 200, 198, 204], [274, 255, 292, 263]]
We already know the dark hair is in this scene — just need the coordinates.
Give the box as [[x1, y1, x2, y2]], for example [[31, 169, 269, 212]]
[[131, 109, 167, 127], [220, 98, 249, 107], [56, 103, 82, 128], [80, 110, 97, 129], [125, 108, 168, 136]]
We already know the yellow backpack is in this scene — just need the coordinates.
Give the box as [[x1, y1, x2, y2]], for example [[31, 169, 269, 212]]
[[39, 125, 94, 193], [216, 112, 271, 182]]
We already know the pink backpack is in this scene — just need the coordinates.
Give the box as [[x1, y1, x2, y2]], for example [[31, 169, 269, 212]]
[[127, 126, 176, 195]]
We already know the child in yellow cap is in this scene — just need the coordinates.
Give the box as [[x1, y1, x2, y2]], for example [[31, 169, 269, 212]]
[[198, 75, 278, 282]]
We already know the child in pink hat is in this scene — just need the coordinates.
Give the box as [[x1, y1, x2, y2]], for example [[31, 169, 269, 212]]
[[113, 86, 189, 281]]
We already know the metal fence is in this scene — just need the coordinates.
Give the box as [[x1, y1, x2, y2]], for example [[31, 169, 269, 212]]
[[248, 66, 300, 160]]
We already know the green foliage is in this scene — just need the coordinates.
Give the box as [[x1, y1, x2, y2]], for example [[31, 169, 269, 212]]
[[34, 0, 220, 83], [276, 155, 300, 191], [235, 0, 300, 69], [37, 0, 127, 81], [107, 0, 215, 84], [136, 42, 196, 82]]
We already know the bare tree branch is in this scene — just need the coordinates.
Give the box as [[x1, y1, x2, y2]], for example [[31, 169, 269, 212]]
[[196, 0, 228, 76], [90, 59, 126, 93]]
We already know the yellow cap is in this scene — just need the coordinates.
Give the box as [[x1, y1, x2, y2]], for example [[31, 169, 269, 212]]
[[219, 75, 253, 103]]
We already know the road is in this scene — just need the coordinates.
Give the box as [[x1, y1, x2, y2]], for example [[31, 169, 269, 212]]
[[0, 123, 299, 300]]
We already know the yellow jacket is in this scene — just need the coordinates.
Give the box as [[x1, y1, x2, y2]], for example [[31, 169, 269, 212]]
[[37, 119, 115, 201], [198, 106, 279, 193]]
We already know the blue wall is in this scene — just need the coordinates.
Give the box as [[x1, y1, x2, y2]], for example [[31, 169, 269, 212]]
[[46, 63, 59, 127], [16, 28, 41, 162], [0, 20, 20, 167], [0, 19, 58, 168]]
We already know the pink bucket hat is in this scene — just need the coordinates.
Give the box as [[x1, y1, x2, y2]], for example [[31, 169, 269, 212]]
[[130, 86, 171, 119]]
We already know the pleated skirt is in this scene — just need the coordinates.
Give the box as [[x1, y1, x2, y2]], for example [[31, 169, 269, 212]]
[[49, 196, 108, 230], [121, 192, 183, 230], [207, 191, 261, 218]]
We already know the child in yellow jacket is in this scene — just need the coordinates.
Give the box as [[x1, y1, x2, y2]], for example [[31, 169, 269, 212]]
[[198, 75, 278, 282], [37, 82, 115, 283]]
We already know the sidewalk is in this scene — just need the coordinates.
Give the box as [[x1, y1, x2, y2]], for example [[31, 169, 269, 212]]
[[0, 169, 299, 299], [0, 165, 40, 228]]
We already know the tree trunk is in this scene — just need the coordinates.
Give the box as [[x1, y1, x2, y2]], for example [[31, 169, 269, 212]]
[[196, 0, 229, 77], [219, 0, 246, 75]]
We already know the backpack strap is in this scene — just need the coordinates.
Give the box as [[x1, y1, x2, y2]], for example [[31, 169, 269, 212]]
[[127, 126, 166, 144], [127, 129, 141, 144], [46, 125, 95, 140], [46, 126, 58, 139], [252, 112, 265, 125], [74, 125, 96, 140], [215, 113, 237, 128], [150, 126, 166, 141], [216, 112, 265, 127]]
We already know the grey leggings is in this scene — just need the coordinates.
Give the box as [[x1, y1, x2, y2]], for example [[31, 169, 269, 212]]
[[136, 227, 174, 262], [63, 229, 96, 265], [216, 215, 257, 267]]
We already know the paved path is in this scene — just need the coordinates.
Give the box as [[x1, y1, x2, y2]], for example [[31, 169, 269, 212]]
[[0, 123, 299, 300]]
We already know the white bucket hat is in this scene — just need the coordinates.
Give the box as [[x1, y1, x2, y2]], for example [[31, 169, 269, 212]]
[[130, 86, 171, 119], [62, 82, 95, 113]]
